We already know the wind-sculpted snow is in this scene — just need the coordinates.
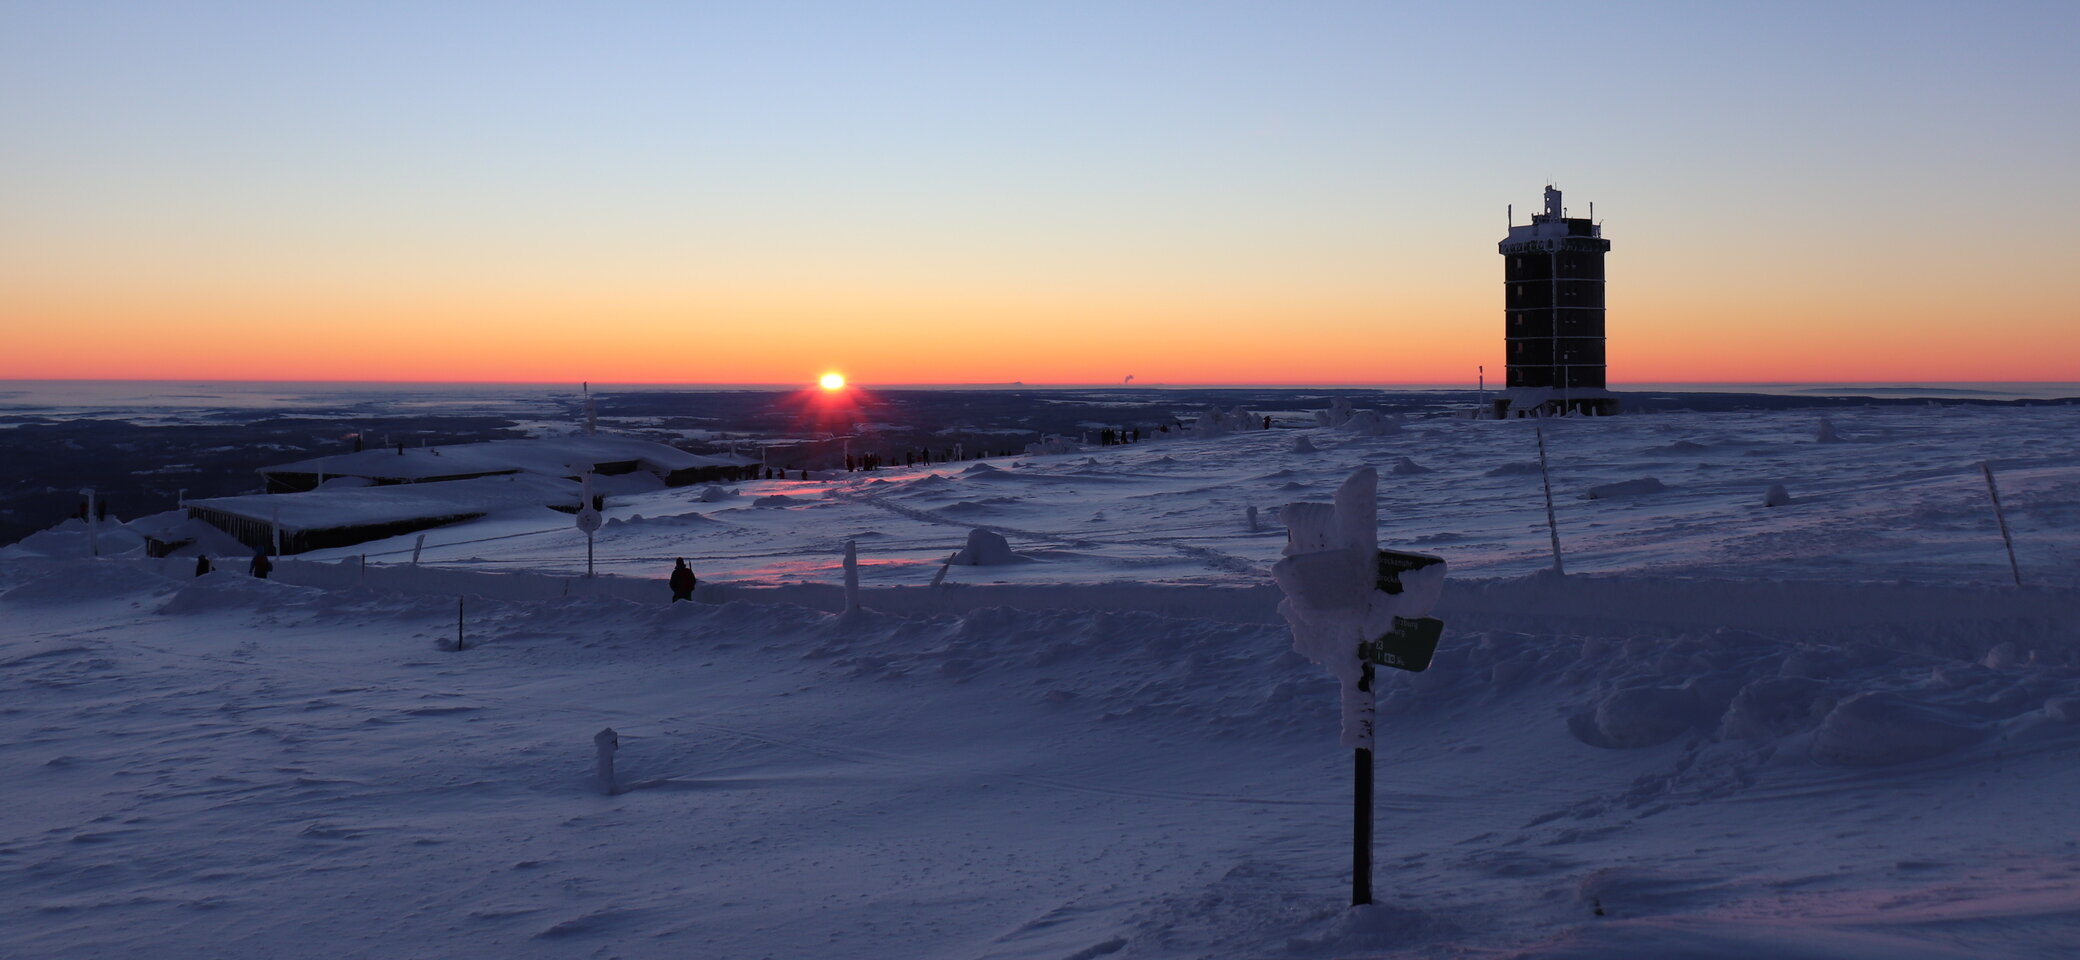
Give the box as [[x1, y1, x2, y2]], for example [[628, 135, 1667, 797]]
[[6, 552, 2077, 958], [5, 403, 2080, 958]]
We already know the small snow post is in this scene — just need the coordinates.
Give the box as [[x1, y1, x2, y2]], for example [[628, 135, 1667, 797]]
[[574, 472, 602, 577], [1272, 467, 1447, 907], [594, 727, 618, 795], [842, 538, 862, 612], [80, 487, 100, 557]]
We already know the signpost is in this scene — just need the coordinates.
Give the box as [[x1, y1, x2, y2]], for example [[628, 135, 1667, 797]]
[[1272, 468, 1449, 907], [574, 472, 602, 577]]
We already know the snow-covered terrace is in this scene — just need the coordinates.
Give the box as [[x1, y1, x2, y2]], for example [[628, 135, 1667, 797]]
[[186, 473, 579, 555], [261, 436, 756, 492]]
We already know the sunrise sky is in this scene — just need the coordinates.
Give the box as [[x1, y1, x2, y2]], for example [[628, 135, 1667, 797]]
[[3, 2, 2075, 385]]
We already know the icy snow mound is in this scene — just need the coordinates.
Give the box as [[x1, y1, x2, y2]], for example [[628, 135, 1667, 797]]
[[1576, 686, 1698, 748], [1718, 676, 1836, 740], [933, 499, 1020, 518], [1390, 457, 1432, 476], [607, 512, 722, 528], [1809, 692, 1988, 766], [1, 517, 148, 559], [155, 573, 325, 616], [1581, 477, 1668, 500], [1486, 461, 1544, 477], [0, 561, 172, 606], [696, 485, 737, 502], [1338, 409, 1401, 436]]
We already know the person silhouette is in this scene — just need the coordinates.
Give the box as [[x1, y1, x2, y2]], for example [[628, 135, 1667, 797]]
[[669, 558, 697, 602], [249, 549, 273, 579]]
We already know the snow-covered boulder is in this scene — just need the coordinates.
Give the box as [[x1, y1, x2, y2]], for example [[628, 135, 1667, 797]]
[[949, 528, 1025, 565], [1762, 483, 1792, 507], [697, 485, 737, 503], [1389, 457, 1431, 476], [1816, 417, 1845, 442]]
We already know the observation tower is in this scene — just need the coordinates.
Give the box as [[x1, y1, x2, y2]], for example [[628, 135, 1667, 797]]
[[1495, 185, 1616, 417]]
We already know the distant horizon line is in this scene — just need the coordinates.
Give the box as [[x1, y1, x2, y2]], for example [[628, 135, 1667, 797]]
[[6, 378, 2077, 389]]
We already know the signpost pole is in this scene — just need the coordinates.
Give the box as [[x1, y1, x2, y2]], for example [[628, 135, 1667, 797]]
[[1534, 424, 1565, 575], [1353, 663, 1374, 906], [1982, 462, 2022, 587], [574, 471, 603, 578]]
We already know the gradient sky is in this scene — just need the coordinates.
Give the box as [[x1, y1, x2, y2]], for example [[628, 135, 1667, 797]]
[[3, 1, 2075, 385]]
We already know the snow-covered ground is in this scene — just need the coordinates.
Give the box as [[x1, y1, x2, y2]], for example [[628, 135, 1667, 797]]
[[5, 404, 2079, 958], [289, 404, 2079, 588]]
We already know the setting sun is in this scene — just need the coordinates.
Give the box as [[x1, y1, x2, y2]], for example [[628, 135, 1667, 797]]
[[819, 373, 846, 391]]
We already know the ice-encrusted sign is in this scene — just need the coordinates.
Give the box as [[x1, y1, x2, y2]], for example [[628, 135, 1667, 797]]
[[1272, 467, 1447, 749], [574, 473, 603, 535]]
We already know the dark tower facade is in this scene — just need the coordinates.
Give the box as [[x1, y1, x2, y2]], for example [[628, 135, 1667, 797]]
[[1495, 186, 1615, 417]]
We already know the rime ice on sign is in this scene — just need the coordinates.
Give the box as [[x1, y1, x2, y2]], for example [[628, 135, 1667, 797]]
[[1271, 468, 1447, 749]]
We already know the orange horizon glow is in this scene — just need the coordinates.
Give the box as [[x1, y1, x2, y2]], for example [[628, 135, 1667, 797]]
[[6, 257, 2072, 385]]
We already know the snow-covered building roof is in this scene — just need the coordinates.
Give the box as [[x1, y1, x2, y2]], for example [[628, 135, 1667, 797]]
[[188, 473, 580, 555], [261, 436, 757, 492]]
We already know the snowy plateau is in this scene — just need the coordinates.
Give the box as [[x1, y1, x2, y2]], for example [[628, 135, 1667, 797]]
[[4, 403, 2079, 959]]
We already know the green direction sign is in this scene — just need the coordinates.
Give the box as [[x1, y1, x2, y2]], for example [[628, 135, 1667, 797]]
[[1360, 616, 1444, 672], [1375, 549, 1445, 595]]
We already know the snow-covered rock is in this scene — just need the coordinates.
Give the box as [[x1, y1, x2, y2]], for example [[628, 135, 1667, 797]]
[[949, 527, 1025, 565]]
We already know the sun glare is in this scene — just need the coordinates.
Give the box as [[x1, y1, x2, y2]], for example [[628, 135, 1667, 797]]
[[819, 372, 846, 391]]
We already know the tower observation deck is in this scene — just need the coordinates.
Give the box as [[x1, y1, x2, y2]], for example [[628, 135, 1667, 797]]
[[1494, 186, 1616, 417]]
